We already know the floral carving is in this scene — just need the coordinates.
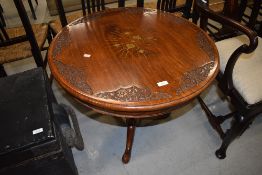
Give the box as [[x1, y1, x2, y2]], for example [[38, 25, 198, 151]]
[[54, 60, 93, 94], [175, 62, 215, 95], [196, 32, 215, 61], [52, 28, 71, 58], [96, 86, 171, 102]]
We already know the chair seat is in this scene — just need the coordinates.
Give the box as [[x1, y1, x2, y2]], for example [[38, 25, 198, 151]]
[[215, 35, 262, 104], [49, 10, 83, 34], [0, 23, 48, 64]]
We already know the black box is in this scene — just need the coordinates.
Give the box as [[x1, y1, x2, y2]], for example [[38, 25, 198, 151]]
[[0, 68, 78, 175]]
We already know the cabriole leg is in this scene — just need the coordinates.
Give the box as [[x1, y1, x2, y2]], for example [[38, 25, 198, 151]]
[[122, 118, 136, 164], [215, 114, 251, 159]]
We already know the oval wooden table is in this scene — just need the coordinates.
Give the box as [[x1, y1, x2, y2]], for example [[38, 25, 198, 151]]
[[48, 8, 219, 164]]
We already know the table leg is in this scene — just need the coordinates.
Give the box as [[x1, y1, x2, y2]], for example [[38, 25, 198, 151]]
[[122, 118, 136, 164]]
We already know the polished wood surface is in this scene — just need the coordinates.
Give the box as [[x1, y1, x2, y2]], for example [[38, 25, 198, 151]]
[[48, 7, 219, 118], [48, 7, 219, 163]]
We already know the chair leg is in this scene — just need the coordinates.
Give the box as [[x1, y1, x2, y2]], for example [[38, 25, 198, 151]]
[[43, 28, 52, 67], [215, 113, 252, 159], [258, 21, 262, 37], [182, 0, 193, 19], [47, 27, 53, 44], [49, 74, 54, 85], [197, 96, 225, 138], [0, 64, 7, 77], [0, 4, 3, 13], [0, 9, 6, 27], [28, 0, 37, 20], [192, 1, 199, 24]]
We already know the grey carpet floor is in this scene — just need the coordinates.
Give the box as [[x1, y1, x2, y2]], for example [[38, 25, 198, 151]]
[[1, 0, 262, 174]]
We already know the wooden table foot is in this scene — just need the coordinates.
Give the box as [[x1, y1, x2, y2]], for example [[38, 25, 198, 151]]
[[122, 119, 136, 164]]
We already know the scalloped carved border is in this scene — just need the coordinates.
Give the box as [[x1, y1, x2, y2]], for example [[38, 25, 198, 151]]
[[52, 28, 71, 58], [54, 60, 93, 95], [196, 32, 215, 61], [175, 62, 215, 95], [95, 86, 172, 102]]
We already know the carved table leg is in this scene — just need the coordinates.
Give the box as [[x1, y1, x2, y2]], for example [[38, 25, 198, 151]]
[[122, 118, 136, 164]]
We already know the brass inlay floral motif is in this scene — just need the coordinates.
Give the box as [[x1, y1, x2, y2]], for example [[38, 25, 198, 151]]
[[96, 86, 171, 102], [106, 25, 157, 58], [54, 60, 93, 95], [175, 62, 215, 95], [52, 28, 71, 58]]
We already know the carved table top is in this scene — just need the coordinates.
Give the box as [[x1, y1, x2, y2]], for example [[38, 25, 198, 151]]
[[48, 8, 219, 118]]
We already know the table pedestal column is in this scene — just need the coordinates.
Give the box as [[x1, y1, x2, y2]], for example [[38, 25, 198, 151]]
[[122, 118, 136, 164]]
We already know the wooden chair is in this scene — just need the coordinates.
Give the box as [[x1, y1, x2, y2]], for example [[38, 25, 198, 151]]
[[27, 0, 38, 20], [238, 0, 262, 36], [49, 0, 109, 35], [195, 0, 262, 159], [156, 0, 193, 18], [0, 3, 6, 27], [50, 0, 194, 35], [0, 0, 51, 77], [193, 0, 261, 41]]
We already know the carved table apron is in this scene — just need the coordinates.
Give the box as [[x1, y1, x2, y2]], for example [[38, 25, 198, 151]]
[[48, 7, 219, 164]]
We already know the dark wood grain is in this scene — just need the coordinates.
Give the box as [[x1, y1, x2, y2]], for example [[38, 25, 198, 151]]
[[48, 8, 219, 118]]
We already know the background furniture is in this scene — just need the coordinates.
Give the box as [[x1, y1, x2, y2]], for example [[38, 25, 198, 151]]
[[0, 0, 51, 77], [156, 0, 193, 18], [196, 0, 262, 159], [239, 0, 262, 36], [49, 0, 109, 35], [0, 68, 82, 175], [50, 0, 194, 35], [48, 7, 219, 163], [193, 0, 261, 41], [46, 0, 117, 15], [27, 0, 38, 20], [0, 3, 6, 26]]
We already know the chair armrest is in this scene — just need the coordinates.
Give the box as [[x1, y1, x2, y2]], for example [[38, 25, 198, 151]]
[[195, 0, 258, 94]]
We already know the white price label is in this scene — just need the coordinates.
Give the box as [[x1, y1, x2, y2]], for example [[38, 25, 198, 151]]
[[32, 128, 43, 135], [157, 81, 169, 87]]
